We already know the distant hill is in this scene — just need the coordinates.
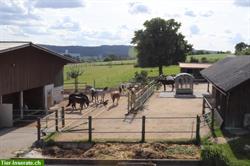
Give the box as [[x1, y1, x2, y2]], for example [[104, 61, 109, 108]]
[[39, 44, 134, 58]]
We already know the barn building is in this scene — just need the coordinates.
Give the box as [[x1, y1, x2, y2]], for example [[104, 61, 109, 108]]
[[0, 41, 75, 127], [201, 56, 250, 129], [179, 63, 211, 80]]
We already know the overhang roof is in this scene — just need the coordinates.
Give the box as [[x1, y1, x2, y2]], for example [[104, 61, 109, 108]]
[[179, 62, 211, 69], [0, 41, 77, 63], [200, 56, 250, 92]]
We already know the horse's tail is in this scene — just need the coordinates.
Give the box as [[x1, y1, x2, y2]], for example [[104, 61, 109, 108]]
[[119, 87, 122, 93], [66, 101, 71, 107], [84, 95, 90, 107]]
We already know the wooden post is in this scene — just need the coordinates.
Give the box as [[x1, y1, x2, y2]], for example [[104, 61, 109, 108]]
[[211, 108, 215, 132], [37, 118, 41, 141], [20, 91, 24, 119], [88, 116, 92, 142], [196, 115, 200, 145], [61, 107, 65, 128], [127, 92, 130, 113], [141, 116, 146, 143], [207, 82, 210, 93], [55, 109, 58, 132], [202, 98, 205, 114], [93, 80, 96, 88]]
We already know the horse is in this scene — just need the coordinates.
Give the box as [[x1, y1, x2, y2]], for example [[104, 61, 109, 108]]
[[66, 93, 89, 112], [110, 91, 120, 105], [90, 87, 108, 103], [156, 75, 175, 91]]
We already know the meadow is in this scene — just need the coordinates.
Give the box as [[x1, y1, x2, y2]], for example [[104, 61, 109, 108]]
[[186, 53, 229, 63], [64, 64, 180, 88], [64, 53, 228, 88]]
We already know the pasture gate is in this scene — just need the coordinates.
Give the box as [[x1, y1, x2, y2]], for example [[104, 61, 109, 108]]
[[127, 81, 155, 112]]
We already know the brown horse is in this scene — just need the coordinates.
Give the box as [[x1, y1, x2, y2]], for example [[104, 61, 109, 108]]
[[156, 75, 175, 91], [110, 91, 120, 105]]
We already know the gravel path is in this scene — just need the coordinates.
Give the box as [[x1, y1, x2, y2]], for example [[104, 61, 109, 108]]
[[0, 125, 37, 159]]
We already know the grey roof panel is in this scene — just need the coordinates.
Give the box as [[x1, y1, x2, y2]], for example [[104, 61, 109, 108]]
[[201, 56, 250, 92], [0, 41, 30, 52], [0, 41, 76, 63]]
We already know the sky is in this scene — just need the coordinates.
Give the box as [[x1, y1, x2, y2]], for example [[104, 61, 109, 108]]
[[0, 0, 250, 51]]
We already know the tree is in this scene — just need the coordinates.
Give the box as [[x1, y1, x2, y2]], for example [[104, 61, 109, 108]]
[[67, 65, 83, 92], [235, 42, 248, 55], [131, 18, 192, 75]]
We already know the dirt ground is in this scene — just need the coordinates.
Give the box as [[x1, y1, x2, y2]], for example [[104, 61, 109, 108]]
[[54, 83, 210, 142], [41, 143, 200, 159]]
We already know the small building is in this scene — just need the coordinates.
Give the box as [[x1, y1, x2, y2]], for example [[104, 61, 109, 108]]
[[179, 63, 211, 80], [0, 41, 75, 127], [201, 56, 250, 129]]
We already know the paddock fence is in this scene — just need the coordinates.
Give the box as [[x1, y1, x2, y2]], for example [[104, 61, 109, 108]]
[[127, 81, 155, 112], [202, 94, 223, 133], [37, 109, 201, 144]]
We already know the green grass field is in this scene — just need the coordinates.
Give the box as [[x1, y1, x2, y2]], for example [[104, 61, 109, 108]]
[[186, 54, 229, 63], [64, 64, 180, 88], [64, 53, 228, 88]]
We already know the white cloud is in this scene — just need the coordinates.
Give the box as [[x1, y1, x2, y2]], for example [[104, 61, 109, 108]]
[[35, 0, 85, 8], [234, 0, 250, 7], [200, 10, 214, 17], [184, 10, 196, 17], [51, 17, 81, 31], [128, 2, 150, 14], [1, 0, 249, 51]]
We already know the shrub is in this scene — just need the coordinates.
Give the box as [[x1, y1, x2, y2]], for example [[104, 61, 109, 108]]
[[201, 57, 208, 63], [134, 70, 148, 84], [190, 56, 199, 63], [201, 145, 230, 166]]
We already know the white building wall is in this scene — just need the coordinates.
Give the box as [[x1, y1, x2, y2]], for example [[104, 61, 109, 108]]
[[53, 86, 64, 104]]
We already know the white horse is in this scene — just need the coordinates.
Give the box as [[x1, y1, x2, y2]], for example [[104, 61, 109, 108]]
[[90, 87, 108, 103]]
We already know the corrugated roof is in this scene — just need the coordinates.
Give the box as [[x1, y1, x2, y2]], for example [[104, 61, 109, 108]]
[[179, 63, 211, 69], [0, 41, 76, 63], [200, 56, 250, 92], [0, 41, 30, 52]]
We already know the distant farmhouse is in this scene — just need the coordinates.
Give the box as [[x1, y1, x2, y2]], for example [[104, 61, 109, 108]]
[[0, 41, 75, 127], [201, 56, 250, 129]]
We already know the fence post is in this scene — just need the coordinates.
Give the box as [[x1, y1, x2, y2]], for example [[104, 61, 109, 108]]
[[141, 116, 146, 143], [88, 116, 92, 142], [211, 108, 215, 132], [196, 115, 201, 145], [202, 98, 205, 114], [127, 92, 130, 113], [37, 118, 41, 141], [61, 107, 65, 128], [55, 109, 58, 132], [93, 80, 96, 88]]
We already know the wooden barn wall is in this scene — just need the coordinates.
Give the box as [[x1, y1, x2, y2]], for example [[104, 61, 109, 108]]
[[226, 80, 250, 128], [0, 46, 67, 96], [210, 86, 227, 128]]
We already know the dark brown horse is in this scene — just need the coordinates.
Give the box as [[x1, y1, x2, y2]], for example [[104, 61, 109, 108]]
[[156, 76, 175, 91], [66, 93, 89, 111], [110, 91, 120, 105]]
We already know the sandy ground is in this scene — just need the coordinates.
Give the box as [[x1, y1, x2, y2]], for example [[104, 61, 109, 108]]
[[54, 83, 210, 142]]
